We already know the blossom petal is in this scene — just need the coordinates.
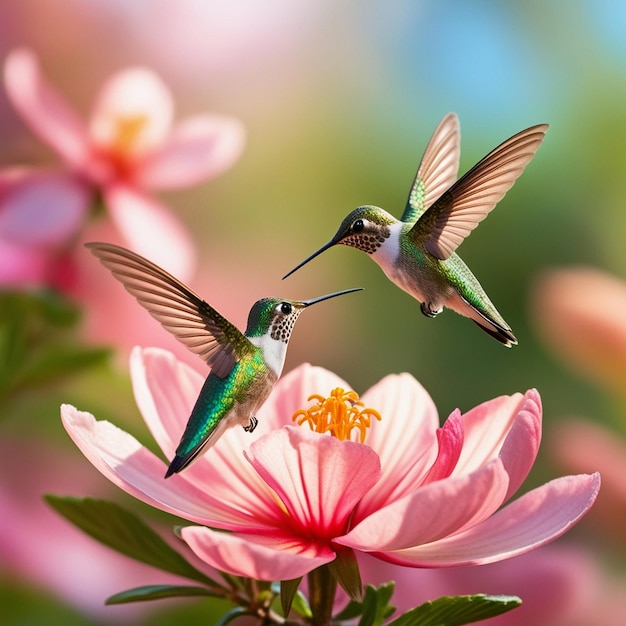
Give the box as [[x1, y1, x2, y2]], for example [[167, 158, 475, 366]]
[[181, 526, 334, 581], [338, 459, 508, 552], [498, 389, 542, 500], [0, 170, 90, 246], [136, 115, 245, 189], [89, 68, 173, 159], [3, 49, 90, 167], [104, 182, 196, 281], [421, 409, 464, 484], [452, 392, 526, 475], [245, 427, 381, 536], [373, 473, 600, 567], [0, 240, 48, 286], [354, 373, 440, 518], [61, 404, 278, 531]]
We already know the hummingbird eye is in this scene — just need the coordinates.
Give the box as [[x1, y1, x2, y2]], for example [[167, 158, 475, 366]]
[[280, 302, 292, 315], [352, 219, 365, 233]]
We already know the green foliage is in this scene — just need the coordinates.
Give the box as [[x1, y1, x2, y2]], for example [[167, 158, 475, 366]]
[[386, 594, 522, 626], [106, 584, 220, 604], [333, 583, 396, 625], [45, 496, 218, 587], [278, 578, 309, 618], [0, 290, 108, 403]]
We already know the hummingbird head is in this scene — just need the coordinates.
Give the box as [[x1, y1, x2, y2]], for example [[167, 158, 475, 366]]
[[246, 288, 363, 343], [283, 206, 396, 279]]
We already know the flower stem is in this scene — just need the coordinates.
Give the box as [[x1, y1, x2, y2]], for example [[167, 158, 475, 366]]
[[307, 564, 337, 626]]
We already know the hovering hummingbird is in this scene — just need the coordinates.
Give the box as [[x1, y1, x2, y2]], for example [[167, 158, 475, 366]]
[[283, 114, 548, 346], [86, 242, 362, 477]]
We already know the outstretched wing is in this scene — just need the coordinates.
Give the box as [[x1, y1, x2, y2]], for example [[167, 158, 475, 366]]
[[86, 242, 252, 378], [410, 123, 549, 260], [401, 113, 461, 223]]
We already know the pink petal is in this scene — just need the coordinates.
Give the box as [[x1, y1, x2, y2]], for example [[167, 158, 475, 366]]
[[0, 169, 90, 246], [104, 182, 196, 281], [245, 427, 381, 537], [375, 473, 600, 567], [0, 240, 48, 286], [421, 409, 464, 484], [498, 389, 542, 501], [3, 48, 90, 167], [60, 404, 279, 531], [89, 67, 173, 160], [531, 267, 626, 395], [354, 374, 440, 518], [338, 459, 508, 552], [181, 526, 335, 581], [136, 114, 245, 189], [452, 392, 526, 475]]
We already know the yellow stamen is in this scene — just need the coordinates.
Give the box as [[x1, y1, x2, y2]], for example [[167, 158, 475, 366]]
[[292, 387, 381, 443], [114, 114, 149, 155]]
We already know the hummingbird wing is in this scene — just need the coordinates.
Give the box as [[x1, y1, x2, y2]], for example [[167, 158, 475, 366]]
[[409, 123, 548, 260], [86, 242, 253, 378], [401, 113, 460, 223]]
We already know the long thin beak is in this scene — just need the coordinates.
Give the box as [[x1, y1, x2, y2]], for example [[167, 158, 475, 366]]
[[282, 240, 335, 280], [302, 287, 363, 307]]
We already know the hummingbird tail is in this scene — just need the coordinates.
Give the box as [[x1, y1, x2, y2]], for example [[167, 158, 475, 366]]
[[471, 319, 517, 347], [164, 450, 200, 478], [451, 293, 517, 347]]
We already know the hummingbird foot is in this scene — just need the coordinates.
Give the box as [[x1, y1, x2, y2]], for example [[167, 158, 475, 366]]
[[420, 301, 443, 318], [244, 415, 258, 433]]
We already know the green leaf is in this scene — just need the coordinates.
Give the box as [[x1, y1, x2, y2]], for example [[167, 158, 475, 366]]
[[279, 577, 304, 617], [12, 345, 110, 389], [334, 583, 395, 625], [0, 290, 109, 400], [329, 546, 363, 601], [45, 495, 218, 587], [106, 584, 220, 604], [358, 583, 396, 626], [386, 594, 522, 626], [215, 607, 254, 626]]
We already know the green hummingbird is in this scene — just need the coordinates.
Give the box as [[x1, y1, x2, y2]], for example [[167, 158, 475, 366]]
[[283, 114, 548, 346], [86, 242, 362, 477]]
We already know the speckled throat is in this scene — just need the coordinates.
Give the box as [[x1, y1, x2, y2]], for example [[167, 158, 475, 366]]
[[270, 309, 304, 343]]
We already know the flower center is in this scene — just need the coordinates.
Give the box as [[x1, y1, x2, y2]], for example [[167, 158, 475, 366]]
[[292, 388, 381, 443], [113, 114, 149, 156]]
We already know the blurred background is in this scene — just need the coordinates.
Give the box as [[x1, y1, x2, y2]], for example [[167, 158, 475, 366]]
[[2, 1, 626, 624]]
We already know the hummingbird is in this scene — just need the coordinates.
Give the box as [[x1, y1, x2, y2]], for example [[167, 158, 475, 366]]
[[86, 242, 362, 477], [283, 114, 548, 346]]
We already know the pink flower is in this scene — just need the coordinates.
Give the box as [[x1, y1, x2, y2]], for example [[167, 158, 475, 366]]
[[0, 167, 88, 288], [358, 545, 626, 626], [0, 436, 206, 622], [531, 267, 626, 395], [61, 348, 599, 582], [550, 418, 626, 540], [3, 48, 245, 279]]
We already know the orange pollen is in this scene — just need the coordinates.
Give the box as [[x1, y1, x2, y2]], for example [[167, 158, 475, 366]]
[[113, 114, 149, 155], [292, 387, 381, 443]]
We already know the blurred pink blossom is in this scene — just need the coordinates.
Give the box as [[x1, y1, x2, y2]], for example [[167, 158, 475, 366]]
[[358, 545, 626, 626], [0, 437, 209, 622], [61, 349, 599, 582], [532, 267, 626, 539], [0, 167, 88, 288], [551, 418, 626, 542], [531, 267, 626, 396], [2, 47, 245, 282]]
